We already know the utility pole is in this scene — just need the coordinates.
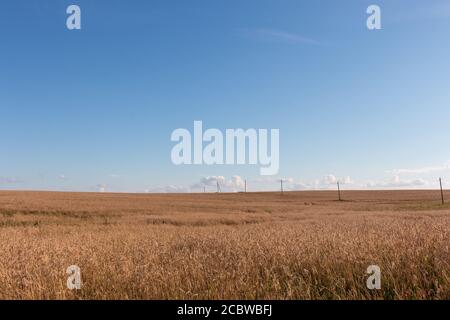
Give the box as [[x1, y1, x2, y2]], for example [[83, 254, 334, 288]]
[[280, 179, 284, 194], [440, 178, 445, 205], [216, 181, 221, 193], [337, 181, 342, 201], [203, 186, 206, 193], [244, 180, 247, 193]]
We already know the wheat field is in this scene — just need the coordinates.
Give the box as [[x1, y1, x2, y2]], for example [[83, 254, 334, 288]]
[[0, 190, 449, 299]]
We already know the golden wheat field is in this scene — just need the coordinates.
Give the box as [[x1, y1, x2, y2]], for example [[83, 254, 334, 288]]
[[0, 190, 449, 300]]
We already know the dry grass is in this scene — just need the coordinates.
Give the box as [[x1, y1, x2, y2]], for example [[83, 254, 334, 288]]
[[0, 190, 449, 300]]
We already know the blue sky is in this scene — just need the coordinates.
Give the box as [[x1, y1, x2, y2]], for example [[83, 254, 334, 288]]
[[1, 0, 450, 192]]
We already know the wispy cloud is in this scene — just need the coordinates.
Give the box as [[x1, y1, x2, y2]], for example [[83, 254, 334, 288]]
[[388, 163, 450, 175], [0, 176, 24, 184], [367, 176, 427, 189], [291, 175, 356, 191], [244, 28, 322, 46], [146, 185, 191, 193]]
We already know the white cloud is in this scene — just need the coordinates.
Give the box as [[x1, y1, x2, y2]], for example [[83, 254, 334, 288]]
[[342, 176, 354, 184], [367, 176, 427, 189], [230, 175, 245, 190], [310, 175, 354, 189], [198, 176, 225, 187], [145, 185, 191, 193], [194, 175, 246, 192], [141, 171, 440, 194], [252, 177, 294, 184], [149, 175, 249, 193], [322, 174, 337, 185], [287, 175, 356, 191], [96, 184, 107, 193]]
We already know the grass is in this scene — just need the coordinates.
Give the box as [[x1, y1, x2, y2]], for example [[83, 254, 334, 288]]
[[0, 190, 448, 300]]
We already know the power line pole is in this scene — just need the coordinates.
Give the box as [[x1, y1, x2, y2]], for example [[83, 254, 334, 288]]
[[216, 181, 221, 193], [280, 179, 284, 194], [440, 178, 445, 205], [337, 181, 342, 201], [244, 179, 247, 193]]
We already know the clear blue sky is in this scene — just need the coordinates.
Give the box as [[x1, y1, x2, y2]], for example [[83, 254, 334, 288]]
[[1, 0, 450, 192]]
